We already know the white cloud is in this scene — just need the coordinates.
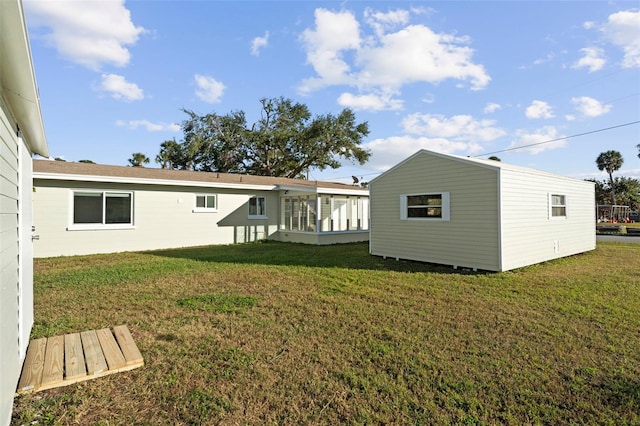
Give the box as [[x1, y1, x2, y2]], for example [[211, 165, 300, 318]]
[[601, 10, 640, 68], [401, 113, 506, 142], [571, 96, 612, 117], [357, 25, 490, 91], [507, 126, 566, 154], [251, 32, 269, 56], [533, 52, 555, 65], [298, 7, 490, 95], [363, 136, 472, 170], [98, 74, 144, 101], [116, 120, 180, 132], [364, 8, 410, 38], [525, 100, 554, 119], [572, 47, 606, 72], [483, 103, 501, 114], [24, 0, 145, 70], [194, 74, 226, 103], [299, 9, 361, 93], [337, 92, 403, 111]]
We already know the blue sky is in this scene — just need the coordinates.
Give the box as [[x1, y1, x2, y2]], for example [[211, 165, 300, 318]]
[[24, 0, 640, 183]]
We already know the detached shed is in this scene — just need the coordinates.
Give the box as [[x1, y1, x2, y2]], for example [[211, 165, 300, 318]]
[[369, 150, 595, 272]]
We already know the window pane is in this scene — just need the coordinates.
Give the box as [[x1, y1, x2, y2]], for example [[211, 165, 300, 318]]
[[407, 207, 442, 218], [552, 206, 566, 217], [74, 192, 103, 224], [407, 194, 441, 206], [552, 195, 565, 205], [206, 195, 215, 208], [249, 197, 266, 216], [105, 193, 132, 224], [308, 199, 317, 231], [196, 196, 205, 208]]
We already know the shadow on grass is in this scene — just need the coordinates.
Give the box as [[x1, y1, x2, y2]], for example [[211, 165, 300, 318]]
[[146, 240, 486, 275]]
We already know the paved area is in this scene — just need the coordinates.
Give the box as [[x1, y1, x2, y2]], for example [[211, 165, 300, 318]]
[[597, 235, 640, 244]]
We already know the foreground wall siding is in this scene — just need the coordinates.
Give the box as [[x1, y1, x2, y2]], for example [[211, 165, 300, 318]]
[[0, 98, 21, 426], [500, 169, 595, 271], [33, 181, 280, 257], [370, 153, 501, 271]]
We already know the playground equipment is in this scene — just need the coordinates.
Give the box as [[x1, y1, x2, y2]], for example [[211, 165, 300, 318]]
[[596, 205, 631, 223]]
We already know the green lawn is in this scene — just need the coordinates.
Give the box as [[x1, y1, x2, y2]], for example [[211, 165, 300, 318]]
[[12, 241, 640, 425]]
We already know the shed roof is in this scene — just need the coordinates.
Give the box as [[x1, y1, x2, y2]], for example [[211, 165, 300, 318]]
[[33, 159, 368, 195], [371, 149, 593, 184]]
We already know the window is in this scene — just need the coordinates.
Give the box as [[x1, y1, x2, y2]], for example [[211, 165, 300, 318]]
[[550, 194, 567, 218], [401, 192, 450, 221], [194, 194, 217, 212], [72, 191, 133, 228], [281, 196, 317, 232], [249, 196, 267, 218]]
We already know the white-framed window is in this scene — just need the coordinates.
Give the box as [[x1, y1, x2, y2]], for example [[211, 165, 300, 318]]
[[400, 192, 450, 221], [549, 194, 567, 218], [70, 191, 133, 229], [249, 196, 267, 219], [194, 194, 217, 212]]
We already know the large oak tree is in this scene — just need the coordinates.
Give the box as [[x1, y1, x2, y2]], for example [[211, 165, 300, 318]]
[[167, 97, 370, 178]]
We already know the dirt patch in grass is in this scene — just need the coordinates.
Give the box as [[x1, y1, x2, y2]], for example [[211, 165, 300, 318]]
[[13, 241, 640, 425]]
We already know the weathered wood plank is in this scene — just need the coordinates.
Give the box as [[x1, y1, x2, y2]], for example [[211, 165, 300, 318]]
[[81, 330, 108, 375], [41, 335, 64, 386], [113, 325, 143, 366], [96, 328, 126, 370], [64, 333, 86, 380], [17, 325, 144, 395], [17, 338, 47, 392]]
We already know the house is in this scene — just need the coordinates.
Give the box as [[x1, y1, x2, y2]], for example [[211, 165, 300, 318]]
[[32, 160, 369, 257], [369, 150, 595, 272], [0, 0, 50, 423]]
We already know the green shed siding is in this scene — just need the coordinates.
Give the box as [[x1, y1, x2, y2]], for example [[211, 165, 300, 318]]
[[370, 150, 595, 272], [370, 151, 501, 271]]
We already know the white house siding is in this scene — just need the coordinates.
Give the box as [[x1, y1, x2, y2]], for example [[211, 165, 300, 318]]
[[499, 169, 595, 271], [0, 98, 22, 426], [370, 152, 501, 271], [33, 180, 280, 257]]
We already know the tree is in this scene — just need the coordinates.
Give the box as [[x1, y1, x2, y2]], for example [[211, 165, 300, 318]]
[[637, 143, 640, 159], [128, 152, 150, 167], [155, 139, 182, 169], [78, 159, 95, 164], [173, 97, 370, 178], [488, 156, 501, 161], [611, 176, 640, 210], [596, 150, 623, 205]]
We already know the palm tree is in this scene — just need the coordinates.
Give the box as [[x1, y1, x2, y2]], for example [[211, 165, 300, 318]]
[[128, 152, 150, 167], [596, 150, 624, 205], [155, 140, 181, 169]]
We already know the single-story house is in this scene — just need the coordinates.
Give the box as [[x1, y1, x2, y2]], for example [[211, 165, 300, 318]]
[[1, 0, 50, 423], [369, 150, 595, 272], [33, 160, 370, 258]]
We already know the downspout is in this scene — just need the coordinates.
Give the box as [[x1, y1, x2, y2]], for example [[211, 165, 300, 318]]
[[496, 169, 503, 271]]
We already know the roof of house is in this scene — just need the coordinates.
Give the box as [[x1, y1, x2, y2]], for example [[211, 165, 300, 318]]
[[371, 149, 594, 185], [33, 159, 368, 195], [1, 0, 48, 156]]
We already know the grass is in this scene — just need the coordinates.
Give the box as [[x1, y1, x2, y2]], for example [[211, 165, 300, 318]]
[[12, 241, 640, 425]]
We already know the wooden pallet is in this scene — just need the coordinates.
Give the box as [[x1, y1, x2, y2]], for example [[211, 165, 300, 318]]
[[16, 325, 143, 394]]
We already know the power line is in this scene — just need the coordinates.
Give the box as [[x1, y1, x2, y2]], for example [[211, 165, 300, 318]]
[[319, 119, 640, 181], [475, 120, 640, 158]]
